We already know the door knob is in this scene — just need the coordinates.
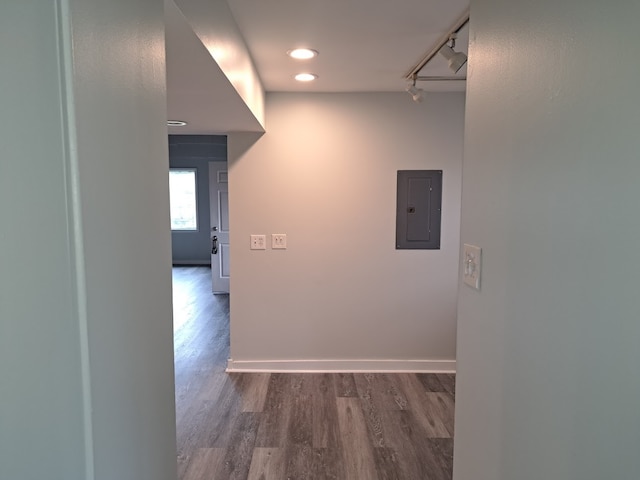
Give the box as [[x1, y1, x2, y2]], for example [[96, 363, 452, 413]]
[[211, 235, 218, 255]]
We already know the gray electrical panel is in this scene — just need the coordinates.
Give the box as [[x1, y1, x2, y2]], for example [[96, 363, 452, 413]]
[[396, 170, 442, 249]]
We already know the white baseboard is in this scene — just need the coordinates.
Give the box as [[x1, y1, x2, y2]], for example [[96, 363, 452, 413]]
[[226, 358, 455, 373]]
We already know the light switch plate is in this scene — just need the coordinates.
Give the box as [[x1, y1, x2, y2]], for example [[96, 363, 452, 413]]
[[250, 234, 266, 250], [463, 244, 482, 290], [272, 233, 287, 249]]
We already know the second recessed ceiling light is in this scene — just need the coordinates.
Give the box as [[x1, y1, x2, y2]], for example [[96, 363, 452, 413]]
[[294, 73, 318, 82], [287, 48, 318, 60]]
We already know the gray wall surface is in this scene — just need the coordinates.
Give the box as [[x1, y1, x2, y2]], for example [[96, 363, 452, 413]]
[[453, 0, 640, 479], [169, 135, 227, 264], [1, 3, 86, 478], [0, 1, 177, 479], [229, 92, 464, 371]]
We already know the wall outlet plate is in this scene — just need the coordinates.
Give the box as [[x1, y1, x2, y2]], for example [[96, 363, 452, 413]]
[[272, 233, 287, 249], [250, 234, 266, 250], [463, 243, 482, 290]]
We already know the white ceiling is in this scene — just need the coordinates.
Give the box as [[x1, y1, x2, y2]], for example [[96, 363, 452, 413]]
[[226, 0, 469, 92], [166, 0, 470, 134]]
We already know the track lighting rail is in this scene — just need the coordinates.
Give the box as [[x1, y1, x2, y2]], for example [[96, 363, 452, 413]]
[[415, 76, 467, 82], [404, 7, 470, 81]]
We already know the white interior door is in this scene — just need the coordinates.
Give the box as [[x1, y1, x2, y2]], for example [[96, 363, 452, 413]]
[[209, 164, 230, 293]]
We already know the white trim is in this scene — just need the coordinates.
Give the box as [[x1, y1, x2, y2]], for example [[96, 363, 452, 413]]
[[226, 358, 456, 373]]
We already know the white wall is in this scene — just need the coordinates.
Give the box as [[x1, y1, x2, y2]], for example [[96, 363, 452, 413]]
[[70, 1, 177, 478], [0, 1, 177, 479], [454, 0, 640, 479], [1, 3, 86, 478], [174, 0, 265, 128], [228, 92, 464, 371]]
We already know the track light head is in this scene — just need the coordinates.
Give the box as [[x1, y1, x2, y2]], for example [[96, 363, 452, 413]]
[[439, 44, 467, 74], [405, 82, 425, 103]]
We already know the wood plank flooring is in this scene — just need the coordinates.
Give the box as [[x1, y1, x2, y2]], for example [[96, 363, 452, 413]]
[[173, 266, 455, 480]]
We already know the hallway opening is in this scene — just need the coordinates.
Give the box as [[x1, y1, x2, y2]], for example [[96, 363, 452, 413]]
[[172, 266, 455, 479]]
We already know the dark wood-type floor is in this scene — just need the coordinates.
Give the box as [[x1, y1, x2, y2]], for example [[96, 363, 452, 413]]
[[173, 266, 455, 480]]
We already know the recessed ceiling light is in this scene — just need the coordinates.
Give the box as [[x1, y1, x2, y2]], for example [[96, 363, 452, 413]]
[[294, 73, 318, 82], [287, 48, 318, 60], [167, 120, 187, 127]]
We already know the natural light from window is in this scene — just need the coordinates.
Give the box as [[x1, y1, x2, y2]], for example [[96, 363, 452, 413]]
[[169, 169, 198, 231]]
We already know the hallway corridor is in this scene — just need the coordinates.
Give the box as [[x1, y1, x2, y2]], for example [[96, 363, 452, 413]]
[[173, 266, 455, 479]]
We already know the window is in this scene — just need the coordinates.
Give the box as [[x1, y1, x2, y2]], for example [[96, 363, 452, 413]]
[[169, 169, 198, 231]]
